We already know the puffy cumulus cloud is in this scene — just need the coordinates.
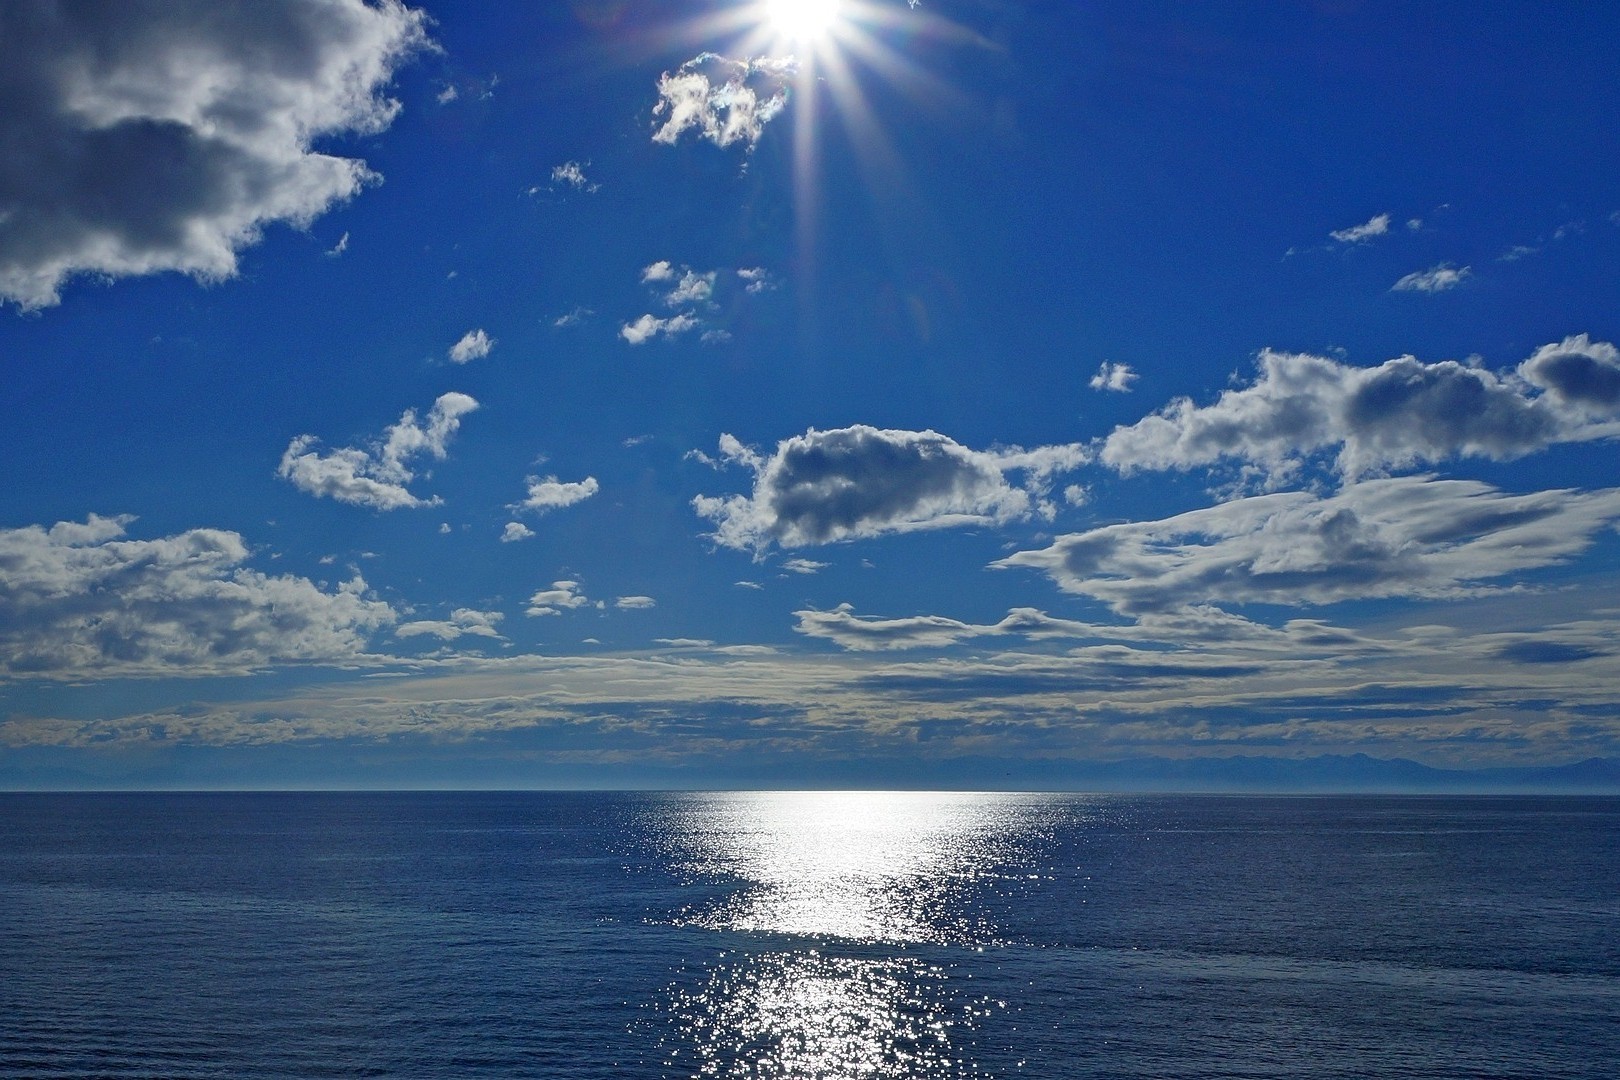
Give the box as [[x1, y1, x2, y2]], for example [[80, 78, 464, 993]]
[[0, 0, 428, 310], [448, 328, 493, 364], [279, 392, 479, 510], [500, 522, 535, 543], [513, 475, 599, 515], [1392, 263, 1470, 293], [1089, 361, 1137, 392], [526, 580, 590, 617], [620, 312, 700, 345], [1102, 340, 1620, 480], [996, 476, 1620, 614], [692, 425, 1090, 552], [395, 608, 503, 642], [781, 558, 828, 575], [1330, 213, 1391, 243], [0, 514, 395, 679], [615, 595, 656, 610], [651, 53, 794, 151], [1518, 334, 1620, 417]]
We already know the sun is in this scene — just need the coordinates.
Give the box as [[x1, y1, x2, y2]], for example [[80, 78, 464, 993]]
[[761, 0, 845, 43]]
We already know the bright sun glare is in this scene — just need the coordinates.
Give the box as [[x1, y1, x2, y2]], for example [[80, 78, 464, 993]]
[[763, 0, 845, 42]]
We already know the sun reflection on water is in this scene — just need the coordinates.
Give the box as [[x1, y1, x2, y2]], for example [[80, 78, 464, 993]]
[[647, 791, 1040, 1078], [662, 790, 1033, 945]]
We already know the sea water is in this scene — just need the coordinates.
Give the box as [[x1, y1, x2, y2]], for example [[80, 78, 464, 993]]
[[1, 792, 1615, 1078]]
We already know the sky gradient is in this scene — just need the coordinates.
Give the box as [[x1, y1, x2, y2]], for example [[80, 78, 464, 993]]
[[3, 0, 1619, 789]]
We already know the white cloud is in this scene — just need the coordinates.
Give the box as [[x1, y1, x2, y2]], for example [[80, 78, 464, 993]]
[[448, 328, 494, 364], [553, 306, 592, 328], [278, 392, 479, 510], [1089, 361, 1138, 392], [550, 160, 597, 191], [526, 580, 590, 617], [0, 514, 395, 678], [996, 477, 1620, 614], [501, 522, 535, 543], [514, 475, 599, 515], [664, 268, 716, 307], [0, 0, 428, 310], [396, 608, 504, 642], [737, 267, 776, 293], [1330, 213, 1391, 243], [782, 558, 828, 575], [641, 260, 675, 282], [1101, 339, 1620, 481], [620, 312, 699, 345], [1392, 263, 1470, 293], [326, 232, 350, 258], [651, 53, 795, 151], [615, 595, 657, 610], [692, 425, 1090, 552]]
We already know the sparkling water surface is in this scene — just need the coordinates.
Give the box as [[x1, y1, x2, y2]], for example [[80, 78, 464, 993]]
[[2, 792, 1616, 1078]]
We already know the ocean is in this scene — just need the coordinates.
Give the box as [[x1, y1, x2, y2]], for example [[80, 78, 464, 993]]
[[1, 791, 1615, 1078]]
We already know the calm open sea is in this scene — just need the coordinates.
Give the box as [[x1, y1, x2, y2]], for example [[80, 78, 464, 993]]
[[1, 792, 1615, 1078]]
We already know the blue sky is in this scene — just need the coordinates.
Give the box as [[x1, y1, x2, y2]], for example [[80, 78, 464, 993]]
[[3, 0, 1619, 788]]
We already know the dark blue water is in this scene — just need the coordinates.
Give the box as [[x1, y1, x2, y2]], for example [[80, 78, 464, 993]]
[[1, 792, 1615, 1078]]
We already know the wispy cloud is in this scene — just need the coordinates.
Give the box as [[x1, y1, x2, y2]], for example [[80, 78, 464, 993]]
[[1330, 212, 1392, 244], [997, 477, 1620, 613], [1089, 361, 1138, 392], [550, 160, 598, 192], [278, 392, 479, 510], [1392, 263, 1470, 293]]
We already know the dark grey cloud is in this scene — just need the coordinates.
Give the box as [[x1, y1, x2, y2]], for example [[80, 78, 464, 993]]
[[0, 514, 396, 679], [1102, 339, 1620, 481], [0, 0, 427, 309], [693, 425, 1088, 552]]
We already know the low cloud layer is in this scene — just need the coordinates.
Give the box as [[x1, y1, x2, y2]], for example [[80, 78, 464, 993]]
[[0, 515, 394, 678], [651, 53, 794, 151], [279, 392, 479, 510], [693, 425, 1089, 552], [0, 0, 427, 309], [1102, 337, 1620, 480], [997, 476, 1620, 614]]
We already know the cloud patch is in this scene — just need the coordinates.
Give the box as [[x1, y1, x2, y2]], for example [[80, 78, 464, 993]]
[[1102, 339, 1620, 481], [278, 392, 479, 510], [1392, 264, 1470, 293], [526, 580, 590, 617], [1330, 213, 1391, 244], [396, 608, 504, 642], [448, 329, 493, 364], [0, 514, 395, 678], [0, 0, 428, 309], [651, 53, 794, 151], [513, 475, 599, 516], [1090, 361, 1138, 392], [996, 476, 1620, 614], [692, 425, 1089, 552]]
